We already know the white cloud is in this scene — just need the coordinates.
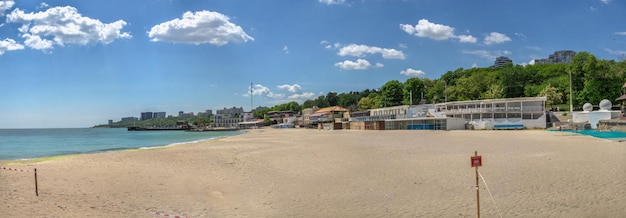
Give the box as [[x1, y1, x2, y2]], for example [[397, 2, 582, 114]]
[[321, 41, 342, 49], [605, 48, 626, 55], [0, 38, 24, 55], [282, 45, 289, 54], [522, 59, 536, 66], [457, 35, 477, 43], [277, 84, 301, 93], [600, 0, 611, 4], [471, 63, 478, 68], [614, 32, 626, 36], [400, 19, 455, 40], [288, 92, 315, 100], [6, 6, 131, 50], [401, 19, 477, 43], [374, 63, 384, 68], [37, 2, 49, 9], [245, 84, 283, 98], [335, 59, 372, 70], [337, 44, 405, 59], [148, 10, 253, 46], [398, 43, 408, 49], [319, 0, 346, 5], [484, 32, 511, 45], [525, 46, 542, 51], [22, 34, 54, 50], [462, 49, 512, 60], [0, 0, 14, 16], [400, 68, 425, 77]]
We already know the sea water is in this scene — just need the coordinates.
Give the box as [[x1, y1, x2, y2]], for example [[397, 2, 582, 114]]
[[552, 129, 626, 140], [0, 128, 243, 160]]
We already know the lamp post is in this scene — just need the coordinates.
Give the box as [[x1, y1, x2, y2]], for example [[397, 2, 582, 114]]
[[569, 70, 573, 113], [444, 80, 448, 103]]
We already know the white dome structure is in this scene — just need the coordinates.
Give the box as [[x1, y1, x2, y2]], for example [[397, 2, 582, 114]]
[[583, 103, 593, 112], [599, 99, 612, 111]]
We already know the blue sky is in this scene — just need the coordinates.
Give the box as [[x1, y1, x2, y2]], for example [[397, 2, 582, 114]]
[[0, 0, 625, 128]]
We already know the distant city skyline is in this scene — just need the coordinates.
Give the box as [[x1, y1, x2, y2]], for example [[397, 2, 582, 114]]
[[1, 0, 625, 128]]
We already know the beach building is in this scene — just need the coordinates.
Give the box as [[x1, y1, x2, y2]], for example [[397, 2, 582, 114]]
[[212, 114, 243, 128], [346, 97, 546, 130], [267, 111, 296, 122], [301, 107, 318, 127], [353, 104, 465, 130], [434, 96, 547, 130], [309, 106, 349, 130]]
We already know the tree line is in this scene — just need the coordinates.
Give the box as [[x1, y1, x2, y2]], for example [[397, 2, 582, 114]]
[[99, 51, 625, 127], [270, 51, 626, 113]]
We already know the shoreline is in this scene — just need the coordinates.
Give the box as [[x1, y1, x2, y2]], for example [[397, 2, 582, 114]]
[[0, 130, 246, 164]]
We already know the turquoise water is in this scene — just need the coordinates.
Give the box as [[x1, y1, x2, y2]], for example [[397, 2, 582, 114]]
[[551, 129, 626, 139], [0, 128, 242, 160]]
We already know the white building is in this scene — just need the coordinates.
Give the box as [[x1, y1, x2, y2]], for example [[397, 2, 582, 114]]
[[434, 97, 547, 129]]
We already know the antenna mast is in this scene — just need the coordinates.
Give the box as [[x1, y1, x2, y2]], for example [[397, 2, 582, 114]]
[[250, 82, 254, 113]]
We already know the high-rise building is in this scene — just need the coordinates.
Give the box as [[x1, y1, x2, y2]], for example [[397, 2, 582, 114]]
[[534, 50, 576, 64], [153, 112, 166, 119], [140, 112, 153, 121], [121, 117, 138, 122], [491, 56, 513, 68], [217, 107, 244, 115]]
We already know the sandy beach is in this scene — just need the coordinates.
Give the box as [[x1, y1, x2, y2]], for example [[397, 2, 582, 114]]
[[1, 129, 625, 217]]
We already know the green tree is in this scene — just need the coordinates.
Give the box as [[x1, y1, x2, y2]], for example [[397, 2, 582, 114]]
[[357, 93, 381, 110], [338, 92, 359, 111], [481, 84, 504, 99], [316, 95, 330, 108], [302, 99, 316, 109], [403, 77, 424, 105], [380, 80, 404, 107], [325, 92, 338, 106], [539, 84, 563, 109]]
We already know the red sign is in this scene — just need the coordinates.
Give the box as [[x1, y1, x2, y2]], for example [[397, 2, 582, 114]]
[[471, 155, 482, 167]]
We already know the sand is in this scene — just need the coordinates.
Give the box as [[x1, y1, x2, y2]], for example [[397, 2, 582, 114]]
[[1, 129, 625, 217]]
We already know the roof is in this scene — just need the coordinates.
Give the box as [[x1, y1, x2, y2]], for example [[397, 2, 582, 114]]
[[315, 106, 348, 113], [310, 111, 331, 117], [616, 94, 626, 101]]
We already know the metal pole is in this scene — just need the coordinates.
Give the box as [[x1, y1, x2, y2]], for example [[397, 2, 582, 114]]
[[569, 70, 573, 113], [475, 151, 480, 218], [444, 81, 447, 103], [34, 168, 39, 196]]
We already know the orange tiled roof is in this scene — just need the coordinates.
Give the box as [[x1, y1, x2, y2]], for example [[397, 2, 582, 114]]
[[315, 106, 348, 113]]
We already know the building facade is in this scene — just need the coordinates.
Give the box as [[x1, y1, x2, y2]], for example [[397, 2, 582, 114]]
[[434, 96, 547, 129], [140, 112, 153, 121], [153, 112, 166, 119], [491, 56, 513, 68], [121, 117, 138, 122], [534, 50, 576, 64], [217, 107, 244, 115]]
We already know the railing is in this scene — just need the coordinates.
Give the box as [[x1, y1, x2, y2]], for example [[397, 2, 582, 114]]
[[442, 106, 544, 114]]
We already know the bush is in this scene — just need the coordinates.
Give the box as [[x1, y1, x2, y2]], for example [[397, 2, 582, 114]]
[[562, 112, 568, 116]]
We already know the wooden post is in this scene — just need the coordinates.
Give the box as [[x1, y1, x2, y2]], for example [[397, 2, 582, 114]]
[[34, 168, 38, 197], [475, 151, 480, 218]]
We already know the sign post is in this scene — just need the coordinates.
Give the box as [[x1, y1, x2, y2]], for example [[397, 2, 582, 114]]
[[471, 151, 482, 218]]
